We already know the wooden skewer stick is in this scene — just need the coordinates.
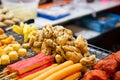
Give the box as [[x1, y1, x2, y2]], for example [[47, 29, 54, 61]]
[[0, 70, 9, 75], [0, 72, 17, 80], [0, 75, 5, 78]]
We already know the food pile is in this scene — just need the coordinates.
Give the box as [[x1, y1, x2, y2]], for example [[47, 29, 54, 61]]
[[83, 51, 120, 80], [21, 24, 96, 67], [0, 28, 27, 65], [0, 8, 21, 27], [1, 23, 119, 80], [12, 23, 37, 42], [0, 52, 54, 80]]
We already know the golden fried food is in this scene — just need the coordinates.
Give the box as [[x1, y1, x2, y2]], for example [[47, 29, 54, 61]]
[[55, 54, 65, 64], [0, 28, 4, 34], [22, 43, 30, 49], [1, 36, 15, 45], [0, 33, 7, 40], [33, 41, 42, 47], [22, 24, 96, 66], [62, 45, 80, 53], [12, 43, 20, 51], [80, 55, 96, 66], [56, 46, 66, 60], [18, 48, 27, 57], [44, 39, 57, 48], [66, 51, 83, 63], [31, 47, 41, 54], [4, 46, 13, 54], [1, 55, 10, 65], [43, 24, 53, 38], [9, 51, 18, 61]]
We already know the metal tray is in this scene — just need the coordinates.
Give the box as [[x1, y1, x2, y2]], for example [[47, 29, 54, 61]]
[[88, 44, 112, 60]]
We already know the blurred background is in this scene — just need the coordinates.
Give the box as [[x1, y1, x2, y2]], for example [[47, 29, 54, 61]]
[[0, 0, 120, 52]]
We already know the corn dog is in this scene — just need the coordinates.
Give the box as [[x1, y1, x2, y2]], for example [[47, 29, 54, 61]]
[[20, 64, 58, 80], [45, 63, 82, 80], [63, 72, 82, 80], [33, 60, 74, 80]]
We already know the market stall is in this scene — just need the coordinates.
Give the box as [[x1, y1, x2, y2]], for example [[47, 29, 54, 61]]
[[0, 0, 120, 80]]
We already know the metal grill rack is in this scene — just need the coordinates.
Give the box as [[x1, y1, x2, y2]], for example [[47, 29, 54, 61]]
[[88, 44, 112, 60]]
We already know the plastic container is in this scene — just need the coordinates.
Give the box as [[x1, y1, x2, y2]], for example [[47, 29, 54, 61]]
[[79, 13, 120, 33], [1, 0, 39, 21]]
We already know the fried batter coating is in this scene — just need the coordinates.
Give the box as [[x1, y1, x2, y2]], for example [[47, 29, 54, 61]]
[[56, 33, 69, 46], [43, 24, 53, 38], [22, 43, 30, 49], [33, 41, 42, 48], [0, 28, 4, 34], [44, 39, 57, 48], [55, 54, 65, 64], [80, 55, 96, 66], [31, 47, 41, 54], [62, 45, 80, 53], [23, 24, 94, 65], [75, 34, 88, 49], [0, 33, 7, 40], [75, 35, 89, 56], [41, 42, 52, 55], [1, 36, 14, 45], [56, 46, 66, 60], [36, 30, 44, 42], [66, 51, 83, 63], [29, 36, 36, 46]]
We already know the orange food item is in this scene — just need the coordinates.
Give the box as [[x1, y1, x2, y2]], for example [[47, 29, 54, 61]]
[[19, 62, 54, 78], [113, 71, 120, 80], [93, 58, 118, 74], [83, 70, 109, 80], [44, 63, 82, 80], [20, 64, 58, 80], [6, 53, 54, 75], [33, 60, 74, 80], [63, 72, 82, 80], [14, 56, 54, 74], [113, 51, 120, 63], [0, 28, 4, 34], [1, 36, 14, 45]]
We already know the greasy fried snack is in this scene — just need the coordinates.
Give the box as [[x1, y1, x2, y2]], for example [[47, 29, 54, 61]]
[[22, 24, 96, 66], [66, 51, 83, 63], [0, 28, 4, 34], [80, 55, 96, 66]]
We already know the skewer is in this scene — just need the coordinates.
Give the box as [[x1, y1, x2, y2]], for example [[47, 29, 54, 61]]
[[0, 70, 8, 75], [0, 72, 17, 80], [0, 75, 5, 78]]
